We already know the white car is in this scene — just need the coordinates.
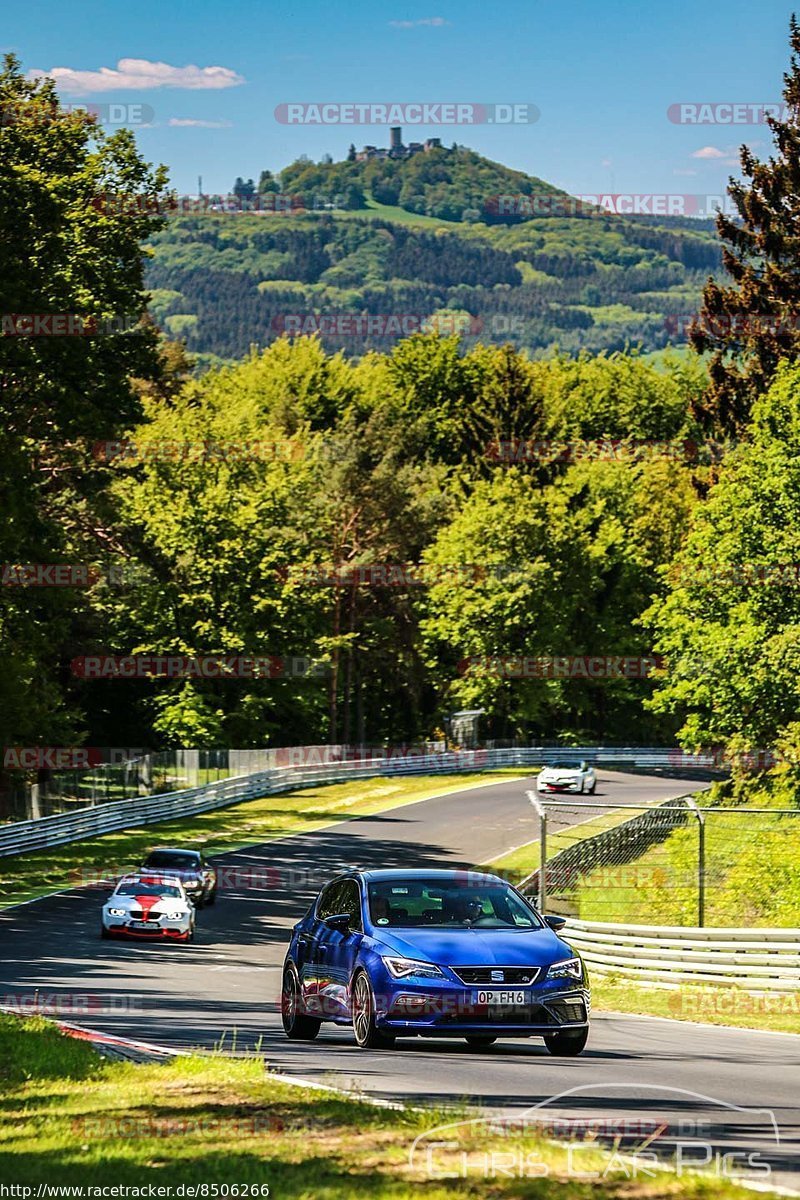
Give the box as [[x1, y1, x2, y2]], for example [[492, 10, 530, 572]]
[[101, 874, 196, 942], [537, 760, 596, 794]]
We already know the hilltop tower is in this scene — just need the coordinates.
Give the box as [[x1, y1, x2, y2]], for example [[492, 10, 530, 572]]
[[389, 126, 403, 153]]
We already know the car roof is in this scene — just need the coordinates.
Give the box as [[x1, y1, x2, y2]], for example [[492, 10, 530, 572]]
[[358, 868, 503, 884]]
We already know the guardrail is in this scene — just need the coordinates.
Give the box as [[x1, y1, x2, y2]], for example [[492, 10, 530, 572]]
[[562, 918, 800, 991], [0, 746, 717, 857]]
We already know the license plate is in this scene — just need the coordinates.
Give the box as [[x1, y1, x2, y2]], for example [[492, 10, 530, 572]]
[[131, 920, 156, 929], [474, 989, 527, 1006]]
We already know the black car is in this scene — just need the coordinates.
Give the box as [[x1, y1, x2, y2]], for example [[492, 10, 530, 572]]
[[139, 847, 217, 907]]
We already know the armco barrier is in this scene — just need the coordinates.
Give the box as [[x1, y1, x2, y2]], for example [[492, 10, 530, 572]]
[[562, 919, 800, 991], [0, 745, 712, 858]]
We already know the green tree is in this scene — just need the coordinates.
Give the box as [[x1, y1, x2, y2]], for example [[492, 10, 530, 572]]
[[0, 54, 168, 755], [645, 360, 800, 754], [691, 17, 800, 433]]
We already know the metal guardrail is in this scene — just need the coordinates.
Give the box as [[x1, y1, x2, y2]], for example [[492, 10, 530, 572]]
[[0, 745, 712, 858], [562, 918, 800, 991]]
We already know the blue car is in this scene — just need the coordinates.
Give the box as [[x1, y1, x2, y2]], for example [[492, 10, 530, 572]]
[[281, 868, 590, 1053]]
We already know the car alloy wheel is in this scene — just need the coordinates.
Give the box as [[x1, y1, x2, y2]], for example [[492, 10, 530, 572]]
[[352, 971, 394, 1050], [282, 967, 321, 1040], [543, 1027, 588, 1056]]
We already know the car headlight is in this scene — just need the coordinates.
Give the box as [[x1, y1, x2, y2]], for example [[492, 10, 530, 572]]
[[382, 956, 445, 980], [107, 907, 126, 917], [546, 957, 583, 981], [166, 910, 186, 920]]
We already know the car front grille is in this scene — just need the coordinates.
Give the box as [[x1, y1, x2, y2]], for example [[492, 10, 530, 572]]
[[451, 966, 541, 985], [128, 909, 162, 921]]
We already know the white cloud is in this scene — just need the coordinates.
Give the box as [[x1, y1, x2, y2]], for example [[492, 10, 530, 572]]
[[27, 58, 245, 95], [389, 17, 449, 28], [168, 118, 233, 128], [691, 145, 726, 159]]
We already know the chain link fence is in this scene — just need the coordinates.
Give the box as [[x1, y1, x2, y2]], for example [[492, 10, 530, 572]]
[[522, 797, 800, 928], [0, 744, 450, 822]]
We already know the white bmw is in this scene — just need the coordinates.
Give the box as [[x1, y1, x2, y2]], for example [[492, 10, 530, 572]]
[[537, 760, 596, 794], [101, 874, 196, 942]]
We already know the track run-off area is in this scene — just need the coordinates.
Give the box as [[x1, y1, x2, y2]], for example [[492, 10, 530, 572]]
[[1, 770, 798, 1188]]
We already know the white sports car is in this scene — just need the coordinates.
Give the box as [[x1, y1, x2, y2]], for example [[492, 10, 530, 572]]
[[101, 874, 195, 941], [537, 760, 596, 794]]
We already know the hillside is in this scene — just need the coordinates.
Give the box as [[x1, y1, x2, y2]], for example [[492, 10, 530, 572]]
[[146, 146, 722, 366]]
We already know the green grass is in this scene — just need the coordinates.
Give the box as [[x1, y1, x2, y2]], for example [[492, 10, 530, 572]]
[[592, 977, 800, 1035], [0, 1014, 768, 1197], [574, 796, 800, 928], [485, 802, 671, 898], [0, 770, 527, 909], [321, 199, 462, 228]]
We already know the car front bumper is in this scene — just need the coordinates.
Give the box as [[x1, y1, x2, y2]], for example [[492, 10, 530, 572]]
[[103, 915, 193, 939], [374, 978, 590, 1035]]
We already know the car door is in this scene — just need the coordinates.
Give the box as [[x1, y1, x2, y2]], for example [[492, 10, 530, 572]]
[[321, 878, 367, 1017], [303, 878, 347, 1016]]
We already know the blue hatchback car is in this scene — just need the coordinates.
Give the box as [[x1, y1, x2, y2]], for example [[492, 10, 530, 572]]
[[282, 868, 590, 1053]]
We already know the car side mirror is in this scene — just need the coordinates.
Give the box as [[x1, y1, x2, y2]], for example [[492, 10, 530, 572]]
[[545, 914, 567, 932], [324, 911, 355, 932], [580, 761, 588, 770]]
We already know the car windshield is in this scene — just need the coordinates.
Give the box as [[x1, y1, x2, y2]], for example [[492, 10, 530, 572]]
[[549, 762, 583, 770], [367, 879, 541, 929], [144, 852, 198, 869], [116, 883, 182, 898]]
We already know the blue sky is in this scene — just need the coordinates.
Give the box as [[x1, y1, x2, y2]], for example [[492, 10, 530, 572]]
[[3, 0, 797, 199]]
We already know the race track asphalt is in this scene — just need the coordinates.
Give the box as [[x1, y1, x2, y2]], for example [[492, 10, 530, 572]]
[[1, 769, 798, 1189]]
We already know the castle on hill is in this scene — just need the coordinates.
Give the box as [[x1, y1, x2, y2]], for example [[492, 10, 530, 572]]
[[354, 126, 444, 162]]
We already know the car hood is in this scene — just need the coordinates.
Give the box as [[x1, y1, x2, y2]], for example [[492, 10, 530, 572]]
[[540, 768, 582, 779], [105, 893, 187, 911], [371, 926, 572, 967]]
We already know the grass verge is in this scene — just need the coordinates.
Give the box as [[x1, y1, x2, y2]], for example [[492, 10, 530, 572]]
[[591, 976, 800, 1035], [0, 770, 527, 909], [484, 802, 671, 886], [0, 1014, 768, 1197]]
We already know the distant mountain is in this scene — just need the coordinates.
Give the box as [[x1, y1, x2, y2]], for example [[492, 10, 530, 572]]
[[146, 145, 722, 367]]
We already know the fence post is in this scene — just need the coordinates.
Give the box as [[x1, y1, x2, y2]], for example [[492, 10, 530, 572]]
[[526, 790, 547, 913], [686, 797, 705, 926]]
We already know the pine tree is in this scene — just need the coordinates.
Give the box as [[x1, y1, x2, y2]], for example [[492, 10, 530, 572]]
[[347, 143, 356, 162], [691, 17, 800, 434]]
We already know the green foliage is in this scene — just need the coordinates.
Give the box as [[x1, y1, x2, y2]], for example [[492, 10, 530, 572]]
[[645, 360, 800, 753], [691, 16, 800, 432], [0, 54, 169, 751]]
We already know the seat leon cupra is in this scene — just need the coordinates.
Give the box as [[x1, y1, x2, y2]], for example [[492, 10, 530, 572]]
[[281, 869, 589, 1053]]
